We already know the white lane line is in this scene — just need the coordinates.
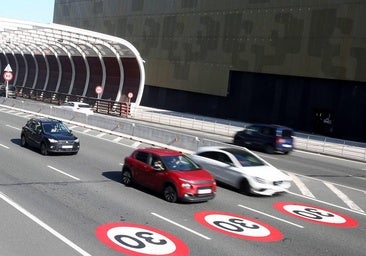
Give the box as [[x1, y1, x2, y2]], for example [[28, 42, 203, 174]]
[[289, 171, 366, 193], [131, 141, 141, 148], [287, 191, 366, 216], [113, 137, 122, 143], [287, 172, 315, 198], [47, 165, 80, 181], [0, 143, 9, 149], [96, 132, 106, 138], [6, 124, 21, 130], [0, 191, 92, 256], [323, 182, 364, 212], [237, 204, 304, 229], [151, 212, 211, 240], [83, 129, 91, 133]]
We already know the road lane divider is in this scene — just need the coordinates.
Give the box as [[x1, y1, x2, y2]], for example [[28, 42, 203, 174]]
[[323, 182, 364, 213], [0, 191, 92, 256], [47, 165, 80, 181], [237, 204, 303, 228], [287, 172, 315, 198], [151, 212, 211, 240]]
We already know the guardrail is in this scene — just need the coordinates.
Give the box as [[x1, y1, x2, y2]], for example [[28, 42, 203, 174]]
[[16, 87, 131, 117], [1, 97, 366, 162]]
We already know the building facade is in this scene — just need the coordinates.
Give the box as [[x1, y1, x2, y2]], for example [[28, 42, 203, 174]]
[[53, 0, 366, 142]]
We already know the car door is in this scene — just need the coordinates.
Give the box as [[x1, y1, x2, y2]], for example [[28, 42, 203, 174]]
[[25, 120, 42, 147]]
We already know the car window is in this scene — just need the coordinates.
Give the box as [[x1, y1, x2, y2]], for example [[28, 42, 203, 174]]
[[135, 151, 150, 164], [222, 148, 265, 167], [281, 129, 293, 138], [161, 155, 199, 171], [198, 151, 233, 165], [78, 103, 90, 108]]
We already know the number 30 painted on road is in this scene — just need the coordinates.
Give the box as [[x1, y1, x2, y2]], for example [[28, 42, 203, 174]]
[[274, 202, 358, 227]]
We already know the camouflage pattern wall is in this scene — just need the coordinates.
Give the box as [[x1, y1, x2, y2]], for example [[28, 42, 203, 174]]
[[54, 0, 366, 97]]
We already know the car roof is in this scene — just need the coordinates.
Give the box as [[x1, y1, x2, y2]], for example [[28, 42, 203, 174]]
[[137, 147, 183, 156], [248, 123, 293, 130], [30, 117, 62, 123]]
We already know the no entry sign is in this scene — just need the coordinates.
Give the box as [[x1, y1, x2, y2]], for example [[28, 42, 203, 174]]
[[274, 202, 358, 227], [194, 211, 283, 242], [96, 222, 189, 255]]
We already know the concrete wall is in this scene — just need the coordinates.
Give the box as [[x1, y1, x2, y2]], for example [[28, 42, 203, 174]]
[[54, 0, 366, 96]]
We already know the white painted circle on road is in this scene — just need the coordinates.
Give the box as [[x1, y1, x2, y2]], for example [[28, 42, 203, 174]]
[[96, 222, 189, 255], [274, 202, 358, 227], [195, 211, 283, 242]]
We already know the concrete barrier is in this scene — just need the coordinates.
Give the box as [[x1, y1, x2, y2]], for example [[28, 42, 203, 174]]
[[1, 97, 366, 162]]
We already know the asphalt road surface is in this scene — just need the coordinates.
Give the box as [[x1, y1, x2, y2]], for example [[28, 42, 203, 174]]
[[1, 107, 366, 256]]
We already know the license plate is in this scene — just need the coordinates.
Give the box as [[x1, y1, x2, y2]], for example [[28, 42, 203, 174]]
[[62, 145, 73, 149], [282, 144, 292, 148], [198, 188, 212, 194]]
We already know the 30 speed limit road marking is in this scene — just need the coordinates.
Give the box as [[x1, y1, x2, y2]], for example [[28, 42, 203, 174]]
[[274, 202, 358, 227], [194, 211, 283, 242], [96, 222, 189, 255]]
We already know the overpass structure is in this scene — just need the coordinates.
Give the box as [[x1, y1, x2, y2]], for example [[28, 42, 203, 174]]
[[0, 18, 145, 105]]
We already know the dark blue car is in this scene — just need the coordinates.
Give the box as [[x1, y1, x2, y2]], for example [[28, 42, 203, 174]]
[[21, 118, 80, 155], [233, 124, 294, 154]]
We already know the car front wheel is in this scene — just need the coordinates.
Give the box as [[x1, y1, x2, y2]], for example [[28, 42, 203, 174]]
[[163, 185, 178, 203], [20, 135, 28, 147], [121, 168, 132, 186], [40, 143, 48, 156], [239, 179, 252, 195]]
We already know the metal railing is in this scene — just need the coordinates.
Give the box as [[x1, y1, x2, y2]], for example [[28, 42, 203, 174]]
[[16, 87, 131, 117]]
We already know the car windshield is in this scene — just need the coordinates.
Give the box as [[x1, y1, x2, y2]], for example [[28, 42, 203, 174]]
[[43, 122, 70, 133], [161, 155, 200, 171], [222, 148, 265, 167], [78, 103, 90, 108]]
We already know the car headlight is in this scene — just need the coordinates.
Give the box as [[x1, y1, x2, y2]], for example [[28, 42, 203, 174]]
[[179, 178, 193, 189], [48, 138, 58, 143], [74, 138, 79, 143], [254, 177, 267, 184]]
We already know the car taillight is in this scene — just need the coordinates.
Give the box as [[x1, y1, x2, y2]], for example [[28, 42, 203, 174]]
[[276, 136, 286, 144]]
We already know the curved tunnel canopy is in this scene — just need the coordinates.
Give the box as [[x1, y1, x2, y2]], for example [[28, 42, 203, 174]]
[[0, 18, 145, 105]]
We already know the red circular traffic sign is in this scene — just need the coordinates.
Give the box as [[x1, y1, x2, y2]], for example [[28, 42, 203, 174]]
[[128, 92, 133, 99], [96, 222, 189, 256], [95, 85, 103, 94], [274, 202, 358, 227], [3, 71, 13, 81], [194, 211, 283, 242]]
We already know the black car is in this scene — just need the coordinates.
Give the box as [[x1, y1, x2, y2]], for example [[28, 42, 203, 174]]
[[0, 84, 17, 98], [233, 124, 294, 154], [21, 118, 80, 155]]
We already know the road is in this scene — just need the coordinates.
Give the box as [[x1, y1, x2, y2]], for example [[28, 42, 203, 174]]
[[1, 107, 366, 256]]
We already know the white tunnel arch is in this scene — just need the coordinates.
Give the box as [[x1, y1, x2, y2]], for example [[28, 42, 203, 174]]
[[0, 18, 145, 105]]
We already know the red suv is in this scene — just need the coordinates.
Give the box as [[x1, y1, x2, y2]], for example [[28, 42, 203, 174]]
[[122, 147, 216, 203]]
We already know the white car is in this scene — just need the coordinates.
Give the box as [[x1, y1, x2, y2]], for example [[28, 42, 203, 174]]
[[191, 146, 292, 196], [60, 101, 94, 115]]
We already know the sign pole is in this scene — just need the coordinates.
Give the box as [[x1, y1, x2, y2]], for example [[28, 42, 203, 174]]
[[3, 64, 13, 98]]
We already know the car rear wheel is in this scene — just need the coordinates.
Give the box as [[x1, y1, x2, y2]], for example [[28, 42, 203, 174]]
[[264, 144, 275, 154], [121, 168, 133, 186], [20, 135, 28, 147], [40, 143, 48, 156], [163, 185, 178, 203]]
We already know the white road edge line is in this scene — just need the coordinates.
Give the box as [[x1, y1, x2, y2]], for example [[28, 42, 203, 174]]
[[47, 165, 80, 181], [151, 212, 211, 240], [0, 143, 9, 149], [323, 182, 364, 213], [237, 204, 304, 229], [0, 191, 92, 256], [287, 172, 315, 198], [287, 191, 366, 216]]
